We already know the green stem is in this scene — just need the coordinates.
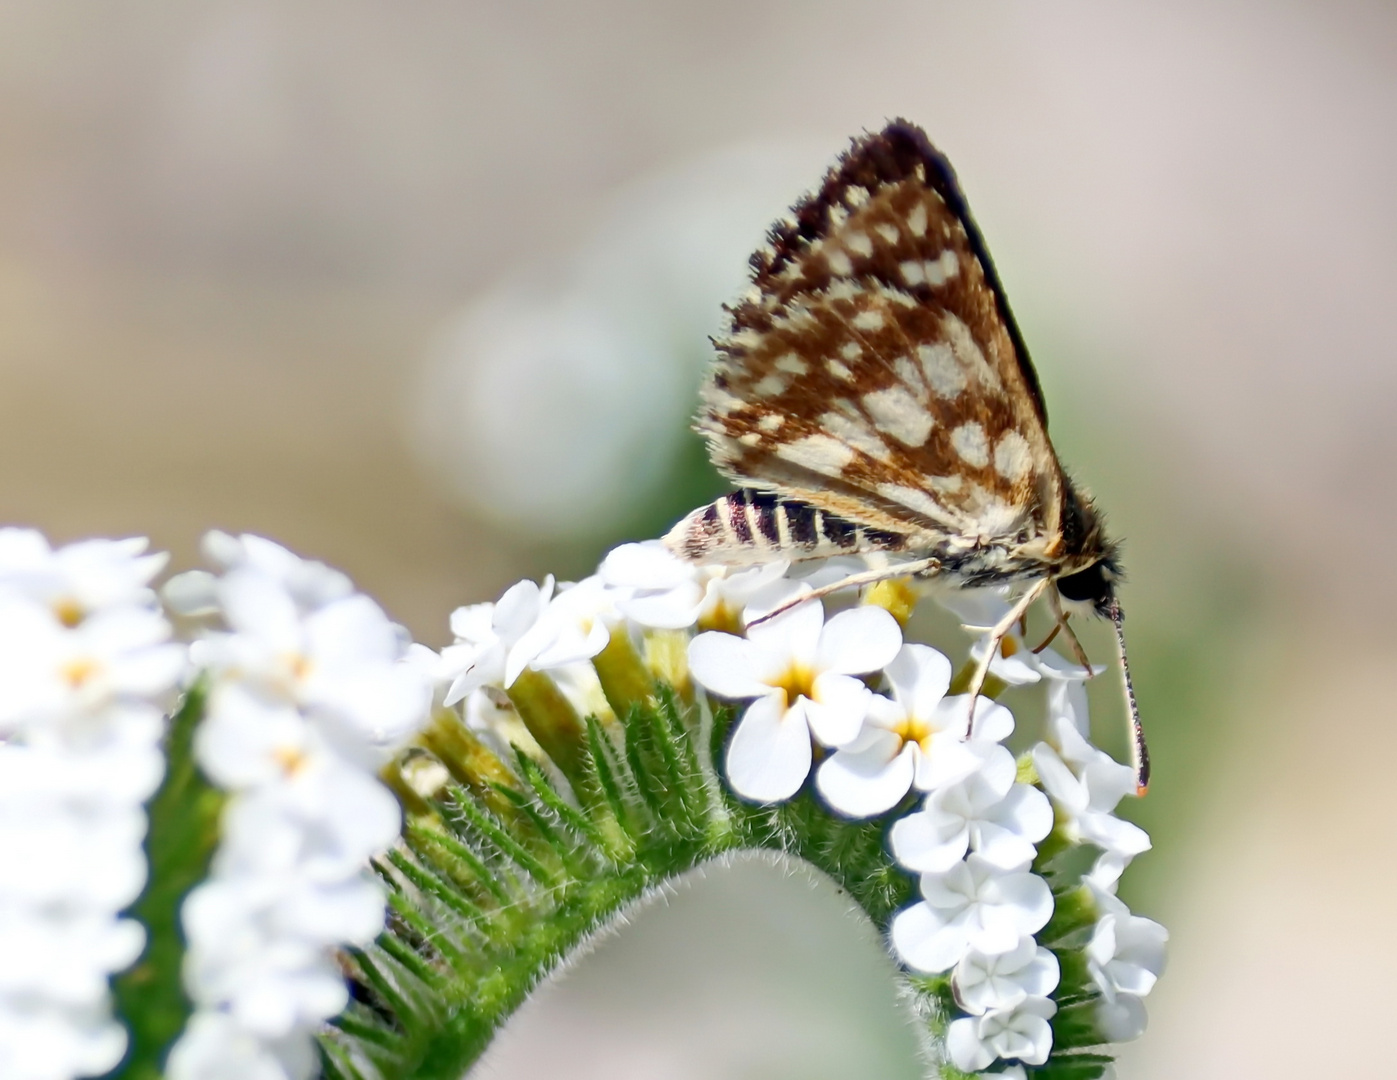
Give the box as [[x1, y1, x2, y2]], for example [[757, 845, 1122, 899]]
[[111, 682, 223, 1080]]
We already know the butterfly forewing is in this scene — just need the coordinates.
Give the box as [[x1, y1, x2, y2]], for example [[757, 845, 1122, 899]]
[[699, 121, 1065, 558]]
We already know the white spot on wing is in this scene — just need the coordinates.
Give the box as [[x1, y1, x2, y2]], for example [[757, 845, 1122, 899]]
[[951, 422, 990, 468], [917, 342, 967, 399], [775, 353, 809, 375], [819, 410, 892, 461], [753, 373, 788, 397], [845, 231, 873, 258], [861, 385, 934, 447], [907, 202, 928, 237], [852, 308, 885, 331], [929, 475, 964, 495], [923, 250, 960, 286], [942, 313, 1003, 391], [893, 356, 921, 388], [845, 185, 870, 208], [900, 260, 925, 287], [877, 483, 949, 523], [776, 433, 856, 476], [827, 249, 854, 276], [968, 486, 1025, 538], [826, 359, 854, 381], [994, 431, 1032, 482], [875, 222, 900, 245], [757, 413, 785, 433], [840, 341, 862, 361]]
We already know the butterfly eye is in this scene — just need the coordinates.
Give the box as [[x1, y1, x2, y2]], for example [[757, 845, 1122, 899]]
[[1056, 562, 1113, 611]]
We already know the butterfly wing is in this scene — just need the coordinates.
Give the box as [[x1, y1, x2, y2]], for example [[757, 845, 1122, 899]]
[[699, 120, 1068, 561]]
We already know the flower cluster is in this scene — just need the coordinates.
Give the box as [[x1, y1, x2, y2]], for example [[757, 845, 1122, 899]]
[[0, 530, 184, 1080], [163, 534, 434, 1080], [504, 541, 1165, 1077]]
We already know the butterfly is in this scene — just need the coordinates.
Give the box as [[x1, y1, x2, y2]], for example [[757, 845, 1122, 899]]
[[663, 119, 1149, 792]]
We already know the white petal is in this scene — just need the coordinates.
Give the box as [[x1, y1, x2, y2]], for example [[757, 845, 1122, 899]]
[[894, 644, 953, 718], [599, 541, 694, 590], [724, 693, 811, 803], [620, 584, 704, 629], [992, 784, 1054, 844], [1032, 743, 1089, 812], [1097, 994, 1149, 1042], [946, 1016, 995, 1073], [816, 739, 914, 818], [804, 672, 870, 746], [971, 821, 1038, 872], [745, 597, 824, 663], [688, 632, 770, 699], [890, 901, 968, 974], [888, 806, 969, 873], [815, 605, 902, 674], [1078, 811, 1152, 857], [991, 872, 1055, 937]]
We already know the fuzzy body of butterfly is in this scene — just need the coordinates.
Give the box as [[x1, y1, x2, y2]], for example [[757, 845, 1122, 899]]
[[663, 119, 1149, 792]]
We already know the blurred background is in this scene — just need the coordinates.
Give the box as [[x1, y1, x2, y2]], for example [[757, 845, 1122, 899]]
[[1, 1, 1394, 1076]]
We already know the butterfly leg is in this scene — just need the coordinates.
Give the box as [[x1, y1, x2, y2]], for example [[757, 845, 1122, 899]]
[[960, 577, 1050, 737], [1045, 585, 1095, 677], [745, 558, 940, 626]]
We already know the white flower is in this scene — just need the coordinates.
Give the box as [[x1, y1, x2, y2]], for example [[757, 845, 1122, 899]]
[[0, 601, 184, 734], [689, 599, 901, 802], [438, 577, 554, 703], [0, 529, 167, 622], [1033, 717, 1150, 857], [198, 572, 428, 760], [166, 1011, 317, 1080], [173, 535, 431, 1080], [0, 1001, 132, 1080], [516, 575, 617, 673], [1095, 993, 1149, 1042], [946, 995, 1057, 1071], [816, 644, 1012, 817], [201, 532, 353, 611], [1087, 909, 1168, 1002], [598, 541, 702, 629], [0, 531, 179, 1080], [953, 936, 1060, 1015], [890, 854, 1054, 973], [888, 751, 1052, 872], [597, 540, 790, 632]]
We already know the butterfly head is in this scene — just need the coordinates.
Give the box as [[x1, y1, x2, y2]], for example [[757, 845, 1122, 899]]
[[1055, 552, 1122, 619]]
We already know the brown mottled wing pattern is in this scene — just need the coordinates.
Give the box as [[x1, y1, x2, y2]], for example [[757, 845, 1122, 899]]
[[699, 120, 1067, 561]]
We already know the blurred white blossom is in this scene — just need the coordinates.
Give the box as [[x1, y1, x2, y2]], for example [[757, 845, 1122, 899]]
[[168, 535, 432, 1080], [0, 531, 181, 1080]]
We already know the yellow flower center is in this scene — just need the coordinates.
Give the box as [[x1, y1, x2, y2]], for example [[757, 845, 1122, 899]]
[[53, 597, 85, 628], [770, 664, 815, 708], [698, 601, 742, 636], [271, 744, 310, 776], [60, 656, 101, 689], [891, 713, 935, 750]]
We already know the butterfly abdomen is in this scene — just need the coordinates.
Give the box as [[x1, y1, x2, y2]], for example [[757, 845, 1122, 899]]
[[663, 488, 910, 565]]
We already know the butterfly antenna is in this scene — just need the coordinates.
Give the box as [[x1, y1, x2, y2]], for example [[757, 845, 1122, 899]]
[[1110, 599, 1150, 795]]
